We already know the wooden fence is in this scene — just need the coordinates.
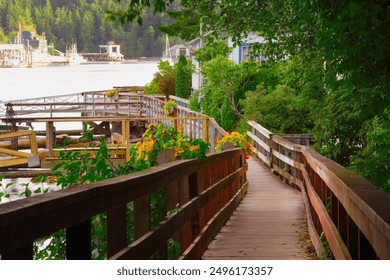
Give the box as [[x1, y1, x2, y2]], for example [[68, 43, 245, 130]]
[[145, 95, 226, 152], [0, 148, 247, 260], [0, 90, 227, 154], [247, 120, 390, 259], [0, 130, 39, 168]]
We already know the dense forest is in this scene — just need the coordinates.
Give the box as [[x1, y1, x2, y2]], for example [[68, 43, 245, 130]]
[[0, 0, 177, 58]]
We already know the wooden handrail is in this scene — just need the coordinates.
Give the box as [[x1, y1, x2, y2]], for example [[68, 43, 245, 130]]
[[247, 120, 390, 259], [0, 148, 247, 260], [0, 130, 39, 168]]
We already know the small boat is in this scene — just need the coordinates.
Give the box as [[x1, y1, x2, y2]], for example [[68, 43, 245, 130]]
[[66, 43, 87, 65], [161, 34, 173, 65]]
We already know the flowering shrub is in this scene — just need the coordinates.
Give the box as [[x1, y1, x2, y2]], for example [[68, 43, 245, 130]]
[[163, 100, 177, 115], [127, 123, 209, 171], [215, 131, 252, 159], [106, 89, 118, 98]]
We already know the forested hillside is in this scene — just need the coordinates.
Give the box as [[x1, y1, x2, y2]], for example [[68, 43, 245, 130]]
[[0, 0, 175, 58]]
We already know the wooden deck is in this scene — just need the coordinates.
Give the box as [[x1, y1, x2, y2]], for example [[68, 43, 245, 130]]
[[203, 157, 311, 260]]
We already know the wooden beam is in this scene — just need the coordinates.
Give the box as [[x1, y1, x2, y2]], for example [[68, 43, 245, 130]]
[[107, 205, 127, 258], [45, 121, 55, 157], [0, 157, 28, 168]]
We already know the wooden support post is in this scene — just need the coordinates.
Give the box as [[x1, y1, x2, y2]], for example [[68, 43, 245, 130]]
[[178, 176, 192, 252], [66, 219, 91, 260], [46, 121, 55, 157], [189, 172, 200, 239], [166, 180, 179, 212], [134, 195, 150, 239], [202, 117, 210, 145], [122, 120, 131, 161], [29, 131, 38, 155], [107, 205, 127, 258], [338, 200, 348, 244]]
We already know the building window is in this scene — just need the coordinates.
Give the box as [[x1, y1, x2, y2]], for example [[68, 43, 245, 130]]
[[179, 48, 187, 56], [242, 46, 253, 61]]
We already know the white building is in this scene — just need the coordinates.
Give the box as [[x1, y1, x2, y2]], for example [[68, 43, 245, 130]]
[[227, 33, 267, 64], [0, 44, 29, 67], [161, 44, 191, 62], [99, 42, 124, 61], [186, 32, 265, 91]]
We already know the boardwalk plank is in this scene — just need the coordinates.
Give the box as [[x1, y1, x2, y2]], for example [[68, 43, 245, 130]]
[[202, 158, 310, 260]]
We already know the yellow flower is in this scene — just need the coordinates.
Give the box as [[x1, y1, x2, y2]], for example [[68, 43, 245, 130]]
[[189, 145, 199, 151], [176, 147, 184, 154]]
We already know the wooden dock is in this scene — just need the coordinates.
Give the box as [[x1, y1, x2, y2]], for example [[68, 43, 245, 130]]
[[203, 157, 312, 260]]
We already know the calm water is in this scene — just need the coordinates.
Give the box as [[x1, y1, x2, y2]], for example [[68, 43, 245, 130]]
[[0, 61, 158, 130], [0, 62, 158, 203], [0, 62, 158, 101]]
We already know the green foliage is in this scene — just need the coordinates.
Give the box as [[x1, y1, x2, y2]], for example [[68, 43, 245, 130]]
[[199, 55, 261, 131], [34, 230, 66, 260], [188, 90, 201, 112], [158, 6, 200, 41], [194, 41, 232, 64], [53, 127, 116, 189], [0, 28, 7, 43], [175, 54, 191, 99], [114, 0, 390, 191], [163, 100, 177, 115], [215, 131, 252, 160], [106, 0, 174, 26], [127, 123, 209, 170], [0, 176, 12, 203], [319, 232, 333, 260], [145, 60, 176, 96], [350, 109, 390, 192], [241, 84, 314, 134]]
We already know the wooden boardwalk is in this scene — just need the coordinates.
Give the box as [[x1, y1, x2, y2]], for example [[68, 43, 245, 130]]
[[203, 157, 311, 260]]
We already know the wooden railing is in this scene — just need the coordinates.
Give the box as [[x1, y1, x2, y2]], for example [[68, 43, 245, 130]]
[[247, 120, 390, 259], [0, 131, 39, 168], [144, 95, 226, 152], [0, 148, 248, 260], [0, 90, 227, 153]]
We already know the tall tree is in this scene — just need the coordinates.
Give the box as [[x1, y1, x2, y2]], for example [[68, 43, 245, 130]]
[[111, 0, 390, 190], [175, 54, 191, 99]]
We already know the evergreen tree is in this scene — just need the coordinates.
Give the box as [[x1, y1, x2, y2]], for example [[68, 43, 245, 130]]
[[175, 54, 191, 99], [0, 0, 174, 56]]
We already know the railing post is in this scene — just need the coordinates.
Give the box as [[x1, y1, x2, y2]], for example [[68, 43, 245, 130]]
[[134, 196, 150, 240], [269, 134, 274, 170], [122, 119, 131, 161], [202, 117, 210, 145], [29, 131, 38, 156], [178, 176, 192, 253], [46, 121, 55, 157], [189, 172, 200, 239], [107, 205, 127, 258]]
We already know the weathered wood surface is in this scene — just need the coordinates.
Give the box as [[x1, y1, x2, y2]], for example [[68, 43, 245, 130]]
[[0, 149, 246, 260], [0, 130, 39, 168], [203, 157, 310, 260], [246, 120, 390, 260]]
